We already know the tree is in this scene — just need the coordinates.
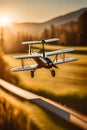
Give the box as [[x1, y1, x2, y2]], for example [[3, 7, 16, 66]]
[[50, 24, 55, 38], [78, 11, 87, 46], [40, 28, 50, 40]]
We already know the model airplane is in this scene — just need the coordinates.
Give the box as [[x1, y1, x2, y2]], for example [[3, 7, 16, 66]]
[[11, 38, 77, 78]]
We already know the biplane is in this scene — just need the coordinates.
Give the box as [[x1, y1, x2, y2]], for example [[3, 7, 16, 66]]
[[11, 38, 77, 78]]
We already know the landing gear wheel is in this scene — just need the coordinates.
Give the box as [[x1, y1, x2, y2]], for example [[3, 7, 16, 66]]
[[30, 70, 34, 78], [51, 70, 56, 77]]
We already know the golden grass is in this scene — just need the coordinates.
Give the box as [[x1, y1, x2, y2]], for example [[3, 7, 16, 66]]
[[0, 90, 68, 130], [0, 90, 40, 130], [3, 46, 87, 114]]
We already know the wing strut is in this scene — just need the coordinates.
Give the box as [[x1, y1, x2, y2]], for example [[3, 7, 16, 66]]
[[63, 53, 65, 61], [53, 54, 58, 62], [42, 40, 45, 57], [21, 59, 24, 67]]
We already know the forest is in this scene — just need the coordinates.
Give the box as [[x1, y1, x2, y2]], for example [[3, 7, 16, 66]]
[[0, 11, 87, 53]]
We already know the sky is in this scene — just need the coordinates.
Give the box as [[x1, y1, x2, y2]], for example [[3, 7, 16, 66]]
[[0, 0, 87, 23]]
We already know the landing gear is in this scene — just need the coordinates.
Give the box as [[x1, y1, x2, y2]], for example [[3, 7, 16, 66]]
[[30, 70, 34, 78], [51, 69, 56, 77]]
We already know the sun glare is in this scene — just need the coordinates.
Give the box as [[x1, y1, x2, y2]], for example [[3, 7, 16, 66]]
[[0, 16, 11, 27]]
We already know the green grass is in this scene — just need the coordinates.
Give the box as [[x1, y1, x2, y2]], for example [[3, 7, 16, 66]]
[[4, 46, 87, 115]]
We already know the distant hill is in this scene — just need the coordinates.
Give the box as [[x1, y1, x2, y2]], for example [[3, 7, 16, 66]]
[[13, 8, 87, 36], [44, 8, 87, 27], [2, 7, 87, 53]]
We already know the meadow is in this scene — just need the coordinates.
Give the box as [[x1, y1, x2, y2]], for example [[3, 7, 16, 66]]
[[4, 46, 87, 115], [0, 89, 77, 130], [0, 90, 40, 130]]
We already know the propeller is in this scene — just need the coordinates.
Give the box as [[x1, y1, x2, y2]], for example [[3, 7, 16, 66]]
[[52, 64, 58, 68], [49, 62, 58, 68]]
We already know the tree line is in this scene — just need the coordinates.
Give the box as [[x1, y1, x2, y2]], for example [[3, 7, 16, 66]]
[[0, 11, 87, 53], [40, 11, 87, 46]]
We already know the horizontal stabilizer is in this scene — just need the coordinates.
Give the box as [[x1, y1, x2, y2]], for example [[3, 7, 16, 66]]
[[46, 48, 74, 56], [14, 55, 41, 59], [11, 64, 38, 72], [53, 57, 78, 65], [22, 38, 59, 45]]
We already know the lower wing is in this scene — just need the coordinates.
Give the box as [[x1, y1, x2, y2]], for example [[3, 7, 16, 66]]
[[46, 48, 74, 57], [53, 57, 78, 65], [11, 64, 38, 72]]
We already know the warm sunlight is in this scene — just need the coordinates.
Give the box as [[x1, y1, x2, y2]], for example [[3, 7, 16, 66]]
[[0, 16, 11, 27]]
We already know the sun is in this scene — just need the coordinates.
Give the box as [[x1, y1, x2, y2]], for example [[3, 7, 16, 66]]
[[0, 16, 11, 27]]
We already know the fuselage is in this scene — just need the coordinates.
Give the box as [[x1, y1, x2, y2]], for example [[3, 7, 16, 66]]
[[33, 56, 53, 68]]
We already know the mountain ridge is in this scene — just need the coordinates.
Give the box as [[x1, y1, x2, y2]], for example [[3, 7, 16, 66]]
[[44, 7, 87, 26], [14, 7, 87, 25], [13, 8, 87, 35]]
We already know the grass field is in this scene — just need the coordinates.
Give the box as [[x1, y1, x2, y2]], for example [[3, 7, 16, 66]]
[[0, 90, 40, 130], [1, 89, 78, 130], [4, 46, 87, 115]]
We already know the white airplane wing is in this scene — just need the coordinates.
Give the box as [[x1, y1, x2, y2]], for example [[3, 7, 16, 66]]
[[53, 57, 78, 65], [22, 38, 59, 45], [22, 41, 42, 45], [11, 64, 38, 72], [46, 48, 74, 56], [14, 55, 41, 59], [44, 38, 59, 43]]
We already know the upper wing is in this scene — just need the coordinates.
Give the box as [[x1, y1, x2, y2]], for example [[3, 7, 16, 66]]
[[53, 57, 78, 65], [14, 54, 41, 59], [44, 38, 59, 43], [22, 38, 59, 45], [46, 48, 74, 57], [11, 64, 38, 72], [22, 41, 42, 45]]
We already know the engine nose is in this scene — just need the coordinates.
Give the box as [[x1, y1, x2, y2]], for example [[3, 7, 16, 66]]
[[46, 62, 53, 68], [49, 62, 53, 66], [48, 62, 58, 68]]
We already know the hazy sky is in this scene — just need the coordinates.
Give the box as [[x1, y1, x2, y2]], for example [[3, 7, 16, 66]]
[[0, 0, 87, 23]]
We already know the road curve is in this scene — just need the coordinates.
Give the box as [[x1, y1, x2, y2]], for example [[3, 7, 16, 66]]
[[0, 79, 87, 129]]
